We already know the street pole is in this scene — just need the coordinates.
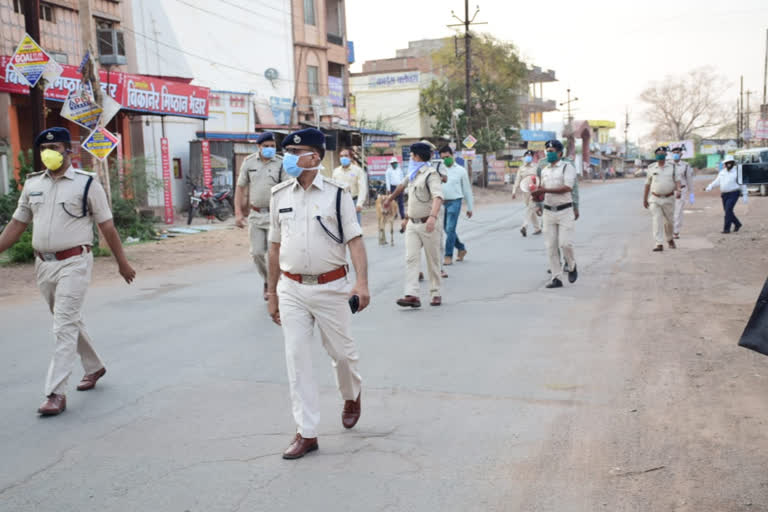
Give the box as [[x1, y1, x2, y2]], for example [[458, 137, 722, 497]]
[[23, 0, 44, 173], [763, 28, 767, 107], [623, 108, 629, 175]]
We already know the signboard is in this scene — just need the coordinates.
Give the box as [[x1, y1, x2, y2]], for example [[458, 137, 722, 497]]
[[201, 140, 213, 192], [116, 137, 125, 197], [528, 141, 546, 150], [60, 83, 103, 130], [328, 76, 344, 107], [366, 155, 398, 177], [269, 96, 292, 125], [160, 137, 174, 224], [756, 120, 768, 139], [700, 139, 737, 155], [366, 71, 419, 89], [123, 74, 209, 118], [463, 135, 477, 149], [659, 139, 694, 159], [461, 149, 476, 159], [9, 34, 50, 87], [520, 129, 557, 142], [81, 127, 119, 161]]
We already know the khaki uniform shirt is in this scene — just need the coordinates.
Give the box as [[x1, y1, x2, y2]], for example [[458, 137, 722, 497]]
[[268, 173, 362, 275], [512, 163, 538, 195], [673, 161, 694, 191], [12, 166, 112, 253], [645, 162, 679, 197], [541, 161, 577, 207], [406, 164, 444, 219], [331, 164, 367, 208], [237, 154, 285, 208]]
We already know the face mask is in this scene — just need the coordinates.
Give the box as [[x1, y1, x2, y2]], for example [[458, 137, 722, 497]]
[[408, 159, 425, 180], [340, 157, 351, 167], [41, 149, 64, 171], [672, 153, 681, 161], [442, 157, 454, 167], [283, 152, 316, 177], [546, 152, 559, 163], [261, 147, 276, 159], [655, 154, 666, 161], [391, 163, 398, 169], [523, 155, 533, 164]]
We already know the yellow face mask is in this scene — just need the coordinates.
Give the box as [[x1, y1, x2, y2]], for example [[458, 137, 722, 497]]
[[40, 149, 64, 171]]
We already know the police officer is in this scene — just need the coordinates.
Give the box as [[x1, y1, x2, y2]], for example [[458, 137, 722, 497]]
[[385, 142, 444, 307], [643, 146, 682, 252], [671, 146, 695, 239], [512, 149, 542, 237], [234, 132, 285, 300], [266, 128, 370, 460], [537, 140, 578, 288], [0, 127, 135, 416], [332, 148, 367, 224]]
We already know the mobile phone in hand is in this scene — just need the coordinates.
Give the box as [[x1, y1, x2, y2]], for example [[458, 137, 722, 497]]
[[349, 295, 360, 314]]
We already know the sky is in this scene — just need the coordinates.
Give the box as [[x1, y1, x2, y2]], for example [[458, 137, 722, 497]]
[[347, 0, 768, 144]]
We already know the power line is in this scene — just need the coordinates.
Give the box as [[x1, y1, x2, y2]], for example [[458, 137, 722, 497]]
[[171, 0, 286, 32], [214, 0, 290, 17]]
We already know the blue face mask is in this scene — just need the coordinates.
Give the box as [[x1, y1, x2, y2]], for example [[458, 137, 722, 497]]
[[523, 155, 533, 163], [261, 147, 276, 159], [283, 152, 316, 177], [408, 159, 425, 180], [340, 156, 351, 167], [672, 153, 681, 161]]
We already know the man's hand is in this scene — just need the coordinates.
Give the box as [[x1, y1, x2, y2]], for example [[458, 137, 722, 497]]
[[689, 193, 695, 204], [466, 211, 473, 219], [574, 208, 580, 221], [535, 207, 542, 217], [356, 205, 363, 213], [675, 190, 681, 199], [512, 193, 516, 200], [400, 218, 407, 233], [235, 215, 247, 229], [643, 198, 649, 209], [119, 262, 136, 284], [426, 216, 436, 233], [350, 282, 370, 312], [268, 294, 281, 326], [383, 196, 392, 209]]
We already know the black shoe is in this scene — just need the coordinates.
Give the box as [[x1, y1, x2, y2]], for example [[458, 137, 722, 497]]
[[520, 226, 527, 237], [568, 264, 578, 283], [721, 231, 730, 234], [735, 224, 742, 232], [545, 278, 563, 289], [652, 245, 663, 252]]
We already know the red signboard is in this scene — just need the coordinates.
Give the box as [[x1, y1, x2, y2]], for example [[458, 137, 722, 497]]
[[201, 140, 213, 192], [160, 137, 174, 224], [1, 56, 209, 118]]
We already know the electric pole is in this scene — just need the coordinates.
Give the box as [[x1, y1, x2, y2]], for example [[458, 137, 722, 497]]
[[560, 88, 578, 125], [623, 108, 630, 173], [23, 0, 44, 173], [739, 76, 744, 148]]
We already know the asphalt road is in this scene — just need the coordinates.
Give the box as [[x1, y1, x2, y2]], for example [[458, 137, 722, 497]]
[[1, 179, 657, 511]]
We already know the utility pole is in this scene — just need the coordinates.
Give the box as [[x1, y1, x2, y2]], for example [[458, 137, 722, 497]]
[[23, 0, 44, 173], [763, 28, 767, 108], [560, 88, 578, 125], [623, 108, 630, 174], [746, 90, 753, 148]]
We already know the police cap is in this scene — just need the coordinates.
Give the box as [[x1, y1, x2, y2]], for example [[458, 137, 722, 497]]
[[545, 139, 563, 152], [282, 128, 326, 158], [35, 127, 71, 147], [256, 132, 275, 144]]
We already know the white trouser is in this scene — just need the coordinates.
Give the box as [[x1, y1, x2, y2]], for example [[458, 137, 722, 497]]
[[248, 210, 270, 280], [35, 251, 104, 396], [650, 197, 675, 245], [277, 274, 362, 439], [521, 192, 541, 231], [673, 193, 687, 234], [543, 207, 576, 282], [405, 221, 441, 298]]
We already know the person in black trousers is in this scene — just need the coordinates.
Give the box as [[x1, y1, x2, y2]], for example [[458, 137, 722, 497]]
[[704, 156, 748, 233]]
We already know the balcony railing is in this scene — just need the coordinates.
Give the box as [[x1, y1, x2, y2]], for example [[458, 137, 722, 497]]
[[327, 33, 344, 46]]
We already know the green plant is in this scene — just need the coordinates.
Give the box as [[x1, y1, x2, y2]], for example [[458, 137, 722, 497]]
[[110, 197, 158, 241], [7, 229, 34, 263], [691, 154, 708, 169]]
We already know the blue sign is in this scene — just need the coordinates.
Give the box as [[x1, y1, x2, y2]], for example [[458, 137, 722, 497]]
[[269, 96, 292, 125], [347, 41, 355, 64], [589, 157, 600, 166], [520, 130, 557, 142], [328, 76, 344, 107]]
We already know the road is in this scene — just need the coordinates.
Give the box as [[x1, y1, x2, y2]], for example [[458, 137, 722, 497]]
[[2, 178, 767, 511]]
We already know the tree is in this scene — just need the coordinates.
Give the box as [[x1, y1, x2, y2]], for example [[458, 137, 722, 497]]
[[419, 34, 528, 185], [639, 67, 730, 141]]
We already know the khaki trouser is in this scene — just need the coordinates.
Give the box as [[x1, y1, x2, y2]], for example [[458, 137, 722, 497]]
[[35, 251, 104, 396], [405, 220, 441, 298], [650, 197, 675, 245], [673, 193, 687, 234], [277, 274, 362, 439], [248, 210, 270, 280], [521, 192, 541, 231], [543, 207, 576, 282]]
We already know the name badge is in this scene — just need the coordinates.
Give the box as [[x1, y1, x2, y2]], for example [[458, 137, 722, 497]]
[[29, 191, 43, 196], [279, 207, 293, 213]]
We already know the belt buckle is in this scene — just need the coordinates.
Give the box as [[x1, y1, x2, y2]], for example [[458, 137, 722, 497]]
[[302, 274, 319, 285], [40, 252, 57, 262]]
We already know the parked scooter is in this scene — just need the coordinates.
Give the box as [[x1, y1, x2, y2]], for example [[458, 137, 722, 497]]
[[187, 177, 233, 224]]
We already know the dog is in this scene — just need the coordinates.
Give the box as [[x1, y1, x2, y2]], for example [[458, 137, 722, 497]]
[[375, 195, 399, 246]]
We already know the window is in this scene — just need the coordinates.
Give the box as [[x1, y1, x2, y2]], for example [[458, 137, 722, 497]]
[[49, 52, 68, 64], [307, 65, 319, 96], [40, 3, 54, 22], [13, 0, 22, 14], [303, 0, 316, 26], [96, 18, 114, 30]]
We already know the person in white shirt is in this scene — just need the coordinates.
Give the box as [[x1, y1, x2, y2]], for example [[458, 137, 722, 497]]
[[438, 146, 473, 265], [671, 147, 695, 239], [704, 156, 748, 233], [385, 157, 405, 218], [332, 149, 367, 224]]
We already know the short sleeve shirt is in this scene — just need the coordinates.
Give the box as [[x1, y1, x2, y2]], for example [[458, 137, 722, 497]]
[[268, 173, 362, 275], [237, 154, 285, 208], [541, 162, 576, 207], [645, 162, 679, 196], [406, 164, 444, 219], [13, 166, 112, 252]]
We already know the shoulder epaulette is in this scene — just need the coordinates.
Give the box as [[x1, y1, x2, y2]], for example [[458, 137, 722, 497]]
[[271, 180, 294, 194], [74, 169, 97, 177], [26, 170, 45, 178], [323, 176, 348, 190]]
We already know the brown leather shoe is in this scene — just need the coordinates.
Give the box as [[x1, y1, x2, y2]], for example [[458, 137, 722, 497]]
[[441, 270, 448, 278], [430, 296, 442, 306], [38, 394, 66, 416], [418, 272, 424, 281], [668, 239, 676, 249], [444, 256, 453, 266], [342, 393, 361, 429], [653, 245, 663, 252], [77, 367, 106, 391], [457, 249, 467, 261], [397, 295, 421, 308], [282, 433, 318, 460]]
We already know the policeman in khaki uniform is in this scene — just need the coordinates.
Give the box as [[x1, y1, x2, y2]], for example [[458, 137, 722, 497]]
[[234, 132, 286, 300], [643, 146, 682, 252], [536, 140, 578, 289], [331, 148, 367, 224], [385, 142, 444, 307], [512, 149, 542, 237], [0, 128, 135, 416], [266, 128, 370, 460], [670, 146, 695, 239]]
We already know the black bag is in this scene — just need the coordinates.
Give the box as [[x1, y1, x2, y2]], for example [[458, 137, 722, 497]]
[[738, 277, 768, 356]]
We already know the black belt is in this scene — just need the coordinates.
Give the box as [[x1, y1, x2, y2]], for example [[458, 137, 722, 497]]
[[543, 203, 573, 212], [408, 216, 431, 224]]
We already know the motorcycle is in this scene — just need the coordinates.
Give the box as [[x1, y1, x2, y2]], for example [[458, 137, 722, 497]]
[[187, 178, 233, 225]]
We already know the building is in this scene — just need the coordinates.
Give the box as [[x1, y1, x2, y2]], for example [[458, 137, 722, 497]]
[[519, 66, 557, 131]]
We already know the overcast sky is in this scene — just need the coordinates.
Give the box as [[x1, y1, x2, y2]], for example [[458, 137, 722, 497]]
[[347, 0, 768, 143]]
